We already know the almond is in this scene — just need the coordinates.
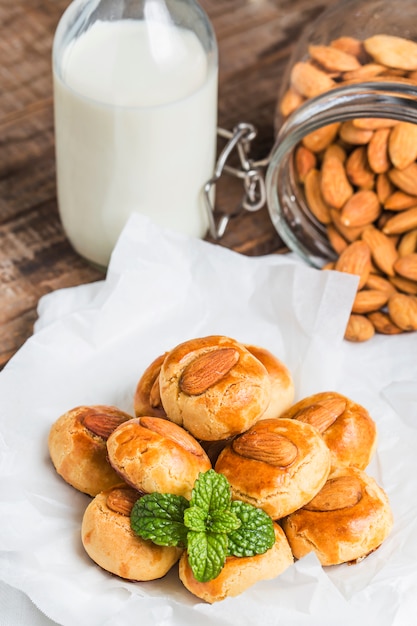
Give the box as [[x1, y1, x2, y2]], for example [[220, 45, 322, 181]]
[[302, 123, 340, 153], [327, 223, 348, 255], [179, 347, 239, 395], [388, 292, 417, 330], [351, 289, 389, 314], [353, 118, 398, 131], [106, 486, 141, 516], [382, 207, 417, 235], [233, 430, 298, 467], [346, 146, 375, 188], [293, 397, 347, 433], [344, 314, 375, 342], [330, 209, 364, 242], [303, 475, 362, 512], [320, 155, 353, 209], [376, 172, 395, 204], [295, 145, 317, 183], [367, 127, 391, 174], [339, 121, 373, 145], [323, 143, 347, 163], [361, 225, 398, 276], [304, 169, 332, 224], [388, 122, 417, 170], [364, 34, 417, 70], [279, 86, 305, 118], [384, 191, 417, 210], [330, 36, 364, 60], [365, 273, 397, 295], [389, 275, 417, 295], [308, 44, 361, 72], [334, 240, 372, 289], [367, 310, 404, 335], [394, 253, 417, 281], [139, 416, 207, 456], [398, 229, 417, 256], [342, 63, 385, 82], [388, 164, 417, 196], [290, 61, 335, 98], [81, 407, 131, 440], [340, 190, 381, 228]]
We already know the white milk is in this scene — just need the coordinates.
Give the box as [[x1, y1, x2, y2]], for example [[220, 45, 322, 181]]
[[53, 19, 218, 267]]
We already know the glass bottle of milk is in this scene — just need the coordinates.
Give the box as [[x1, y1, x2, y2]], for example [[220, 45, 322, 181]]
[[53, 0, 218, 268]]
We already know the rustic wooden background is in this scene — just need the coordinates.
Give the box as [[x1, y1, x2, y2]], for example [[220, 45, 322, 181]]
[[0, 0, 338, 368]]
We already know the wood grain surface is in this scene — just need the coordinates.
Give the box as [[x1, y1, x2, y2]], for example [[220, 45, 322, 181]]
[[0, 0, 337, 368]]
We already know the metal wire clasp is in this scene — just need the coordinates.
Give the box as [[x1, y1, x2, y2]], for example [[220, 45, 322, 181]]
[[204, 123, 269, 239]]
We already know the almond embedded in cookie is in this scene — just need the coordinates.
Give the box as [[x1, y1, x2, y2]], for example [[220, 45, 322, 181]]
[[106, 417, 211, 499], [48, 405, 133, 496], [280, 391, 377, 471], [159, 336, 272, 441], [215, 418, 331, 519], [81, 486, 182, 581], [282, 467, 393, 566]]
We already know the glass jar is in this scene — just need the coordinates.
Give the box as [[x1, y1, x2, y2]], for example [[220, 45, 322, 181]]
[[266, 0, 417, 268], [53, 0, 218, 268]]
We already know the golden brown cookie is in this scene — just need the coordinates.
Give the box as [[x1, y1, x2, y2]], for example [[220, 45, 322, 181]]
[[215, 417, 331, 519], [159, 335, 271, 441], [280, 391, 377, 470], [281, 466, 393, 565], [106, 416, 212, 499], [48, 405, 133, 496], [178, 522, 293, 603], [81, 484, 182, 580]]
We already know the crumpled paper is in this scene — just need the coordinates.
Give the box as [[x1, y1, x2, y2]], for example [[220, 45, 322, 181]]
[[0, 214, 416, 626]]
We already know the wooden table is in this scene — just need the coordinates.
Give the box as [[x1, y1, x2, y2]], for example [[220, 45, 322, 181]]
[[0, 0, 337, 368]]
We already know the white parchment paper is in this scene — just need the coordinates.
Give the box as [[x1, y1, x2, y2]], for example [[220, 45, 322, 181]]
[[0, 214, 416, 626]]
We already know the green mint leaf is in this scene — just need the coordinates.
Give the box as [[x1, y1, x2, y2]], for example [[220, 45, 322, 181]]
[[207, 509, 241, 534], [190, 469, 231, 513], [187, 530, 228, 582], [130, 493, 188, 547], [184, 505, 207, 532], [227, 500, 275, 557], [184, 505, 242, 534]]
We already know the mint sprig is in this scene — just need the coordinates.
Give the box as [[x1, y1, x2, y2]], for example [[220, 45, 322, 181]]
[[130, 469, 275, 583]]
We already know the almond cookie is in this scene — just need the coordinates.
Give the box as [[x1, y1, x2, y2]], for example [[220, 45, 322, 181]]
[[280, 391, 377, 470], [282, 466, 393, 565], [48, 405, 133, 496], [159, 335, 271, 441], [106, 416, 211, 499], [179, 522, 293, 603], [81, 484, 182, 580], [215, 417, 331, 519]]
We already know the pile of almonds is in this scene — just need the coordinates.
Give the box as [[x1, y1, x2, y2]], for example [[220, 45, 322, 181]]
[[278, 34, 417, 341]]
